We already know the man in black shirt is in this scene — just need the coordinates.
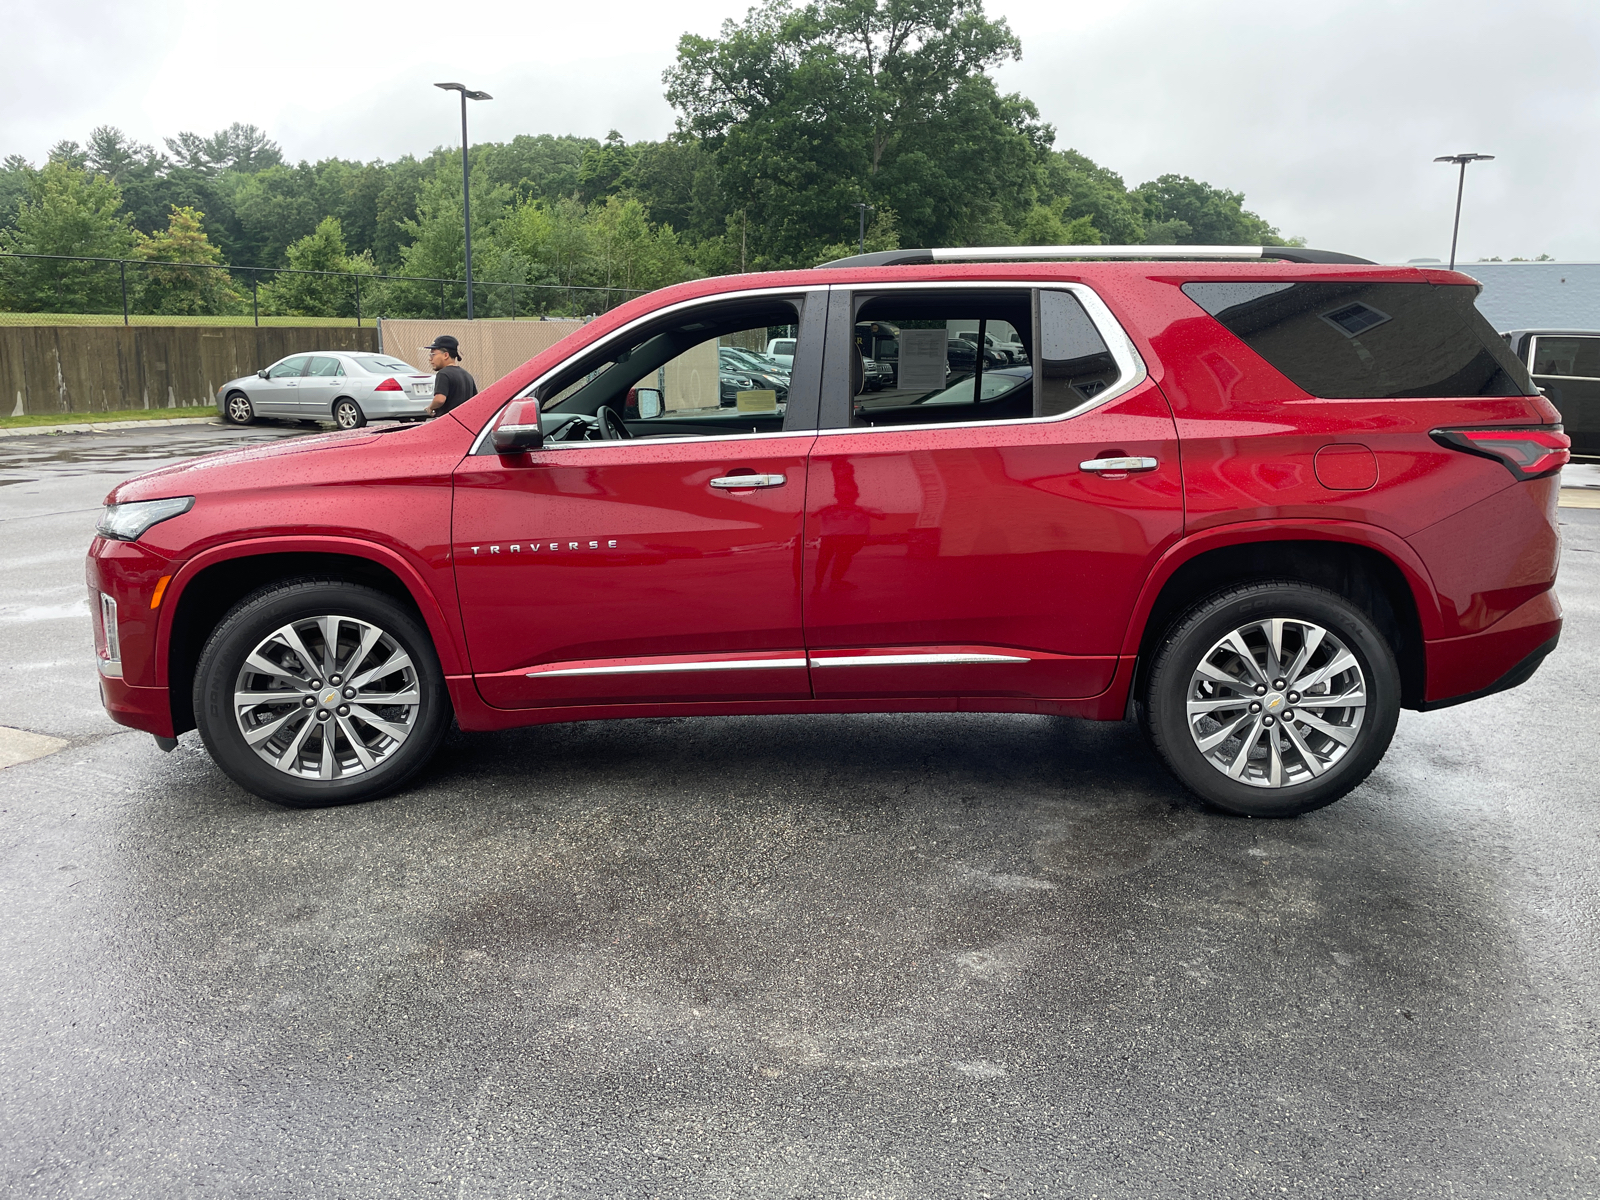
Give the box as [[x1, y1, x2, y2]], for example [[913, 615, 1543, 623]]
[[422, 334, 478, 418]]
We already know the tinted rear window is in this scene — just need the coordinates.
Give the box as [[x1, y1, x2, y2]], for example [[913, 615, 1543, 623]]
[[352, 356, 416, 374], [1182, 281, 1536, 399]]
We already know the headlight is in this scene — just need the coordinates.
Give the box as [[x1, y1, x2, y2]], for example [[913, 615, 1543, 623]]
[[97, 496, 195, 542]]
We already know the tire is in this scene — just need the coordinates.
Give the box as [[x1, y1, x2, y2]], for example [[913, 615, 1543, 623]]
[[333, 398, 366, 430], [224, 392, 255, 425], [1141, 581, 1400, 817], [193, 579, 450, 807]]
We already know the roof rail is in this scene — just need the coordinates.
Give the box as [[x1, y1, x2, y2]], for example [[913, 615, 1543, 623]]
[[819, 245, 1375, 268]]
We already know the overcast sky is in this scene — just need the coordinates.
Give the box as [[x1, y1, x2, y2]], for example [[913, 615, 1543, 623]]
[[7, 0, 1597, 264]]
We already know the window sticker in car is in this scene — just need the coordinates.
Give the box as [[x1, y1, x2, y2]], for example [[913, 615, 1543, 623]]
[[896, 329, 948, 391]]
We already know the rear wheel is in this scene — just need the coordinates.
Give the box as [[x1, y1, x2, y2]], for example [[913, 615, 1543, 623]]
[[193, 579, 450, 807], [224, 392, 254, 425], [1142, 581, 1400, 817], [333, 398, 366, 430]]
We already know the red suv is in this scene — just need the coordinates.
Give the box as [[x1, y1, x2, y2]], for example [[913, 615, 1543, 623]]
[[86, 247, 1569, 817]]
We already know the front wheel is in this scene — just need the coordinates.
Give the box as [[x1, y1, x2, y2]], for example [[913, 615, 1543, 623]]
[[193, 580, 450, 807], [224, 392, 255, 425], [1142, 581, 1400, 817], [332, 398, 366, 430]]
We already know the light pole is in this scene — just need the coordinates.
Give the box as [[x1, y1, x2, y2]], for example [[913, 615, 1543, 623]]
[[1433, 152, 1494, 271], [855, 202, 873, 255], [435, 82, 492, 319]]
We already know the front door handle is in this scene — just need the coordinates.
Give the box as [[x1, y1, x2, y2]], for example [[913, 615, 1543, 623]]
[[1080, 456, 1158, 474], [710, 474, 787, 489]]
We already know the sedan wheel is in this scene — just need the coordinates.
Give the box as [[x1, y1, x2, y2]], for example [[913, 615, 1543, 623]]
[[1142, 581, 1400, 817], [225, 392, 255, 425], [194, 580, 449, 806], [333, 398, 366, 430]]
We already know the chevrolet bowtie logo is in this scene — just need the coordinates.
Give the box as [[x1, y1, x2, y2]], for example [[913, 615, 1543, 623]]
[[1267, 696, 1283, 710]]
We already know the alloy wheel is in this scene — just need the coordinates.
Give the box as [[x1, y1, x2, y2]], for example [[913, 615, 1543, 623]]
[[1185, 617, 1367, 789], [227, 394, 253, 423], [232, 614, 421, 780]]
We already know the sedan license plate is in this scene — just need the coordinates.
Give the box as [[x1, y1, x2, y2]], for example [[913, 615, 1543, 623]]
[[411, 384, 433, 396]]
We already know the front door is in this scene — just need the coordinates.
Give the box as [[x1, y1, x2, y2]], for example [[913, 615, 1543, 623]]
[[803, 285, 1184, 702], [254, 354, 309, 416], [452, 290, 826, 710]]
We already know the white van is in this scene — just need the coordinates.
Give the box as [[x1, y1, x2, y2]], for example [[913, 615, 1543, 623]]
[[766, 337, 797, 370]]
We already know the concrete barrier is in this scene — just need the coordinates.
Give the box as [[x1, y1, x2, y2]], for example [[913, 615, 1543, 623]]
[[0, 325, 379, 417]]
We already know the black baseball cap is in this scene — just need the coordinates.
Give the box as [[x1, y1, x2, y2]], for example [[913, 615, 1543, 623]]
[[422, 334, 461, 357]]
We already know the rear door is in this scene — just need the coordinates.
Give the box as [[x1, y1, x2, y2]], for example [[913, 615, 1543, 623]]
[[802, 284, 1183, 702], [301, 356, 344, 418], [452, 289, 826, 710]]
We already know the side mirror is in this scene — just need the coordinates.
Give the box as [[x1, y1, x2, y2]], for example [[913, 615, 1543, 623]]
[[257, 369, 269, 379], [491, 399, 543, 455], [635, 387, 663, 419]]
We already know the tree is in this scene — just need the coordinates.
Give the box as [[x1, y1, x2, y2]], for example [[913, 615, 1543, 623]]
[[501, 195, 590, 288], [0, 160, 134, 312], [164, 124, 282, 176], [132, 205, 242, 315], [257, 216, 374, 318], [0, 155, 33, 235], [577, 131, 634, 204], [1132, 174, 1288, 245], [1039, 149, 1144, 245], [665, 0, 1051, 267], [584, 195, 689, 291]]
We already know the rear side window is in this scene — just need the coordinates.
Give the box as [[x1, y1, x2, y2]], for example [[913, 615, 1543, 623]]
[[1531, 336, 1600, 379], [1182, 281, 1536, 399]]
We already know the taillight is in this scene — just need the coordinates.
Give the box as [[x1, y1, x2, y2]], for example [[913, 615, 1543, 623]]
[[1430, 425, 1570, 480], [374, 377, 403, 392]]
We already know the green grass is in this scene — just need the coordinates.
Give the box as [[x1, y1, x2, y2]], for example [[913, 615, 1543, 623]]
[[0, 405, 215, 429]]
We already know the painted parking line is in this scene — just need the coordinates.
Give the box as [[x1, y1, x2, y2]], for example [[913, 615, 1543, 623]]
[[1560, 488, 1600, 509], [0, 726, 69, 769]]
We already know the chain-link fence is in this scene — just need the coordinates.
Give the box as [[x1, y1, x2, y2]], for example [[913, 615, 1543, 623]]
[[0, 252, 649, 327]]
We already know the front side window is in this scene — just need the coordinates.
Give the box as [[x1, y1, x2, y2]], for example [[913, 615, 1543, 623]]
[[1531, 336, 1600, 380], [529, 297, 809, 445], [846, 288, 1121, 427], [1183, 281, 1537, 399], [267, 356, 309, 379]]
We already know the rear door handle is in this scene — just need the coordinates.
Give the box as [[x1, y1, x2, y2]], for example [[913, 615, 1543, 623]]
[[710, 474, 786, 489], [1080, 456, 1158, 473]]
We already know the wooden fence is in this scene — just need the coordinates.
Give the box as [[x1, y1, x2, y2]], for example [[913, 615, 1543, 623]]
[[0, 325, 379, 416]]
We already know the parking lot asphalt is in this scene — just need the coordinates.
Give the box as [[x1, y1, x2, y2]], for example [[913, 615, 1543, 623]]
[[2, 425, 1598, 1199]]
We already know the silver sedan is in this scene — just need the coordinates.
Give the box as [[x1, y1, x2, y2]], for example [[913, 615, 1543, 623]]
[[217, 352, 437, 429]]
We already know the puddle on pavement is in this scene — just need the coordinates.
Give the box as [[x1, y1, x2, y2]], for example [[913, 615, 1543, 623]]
[[0, 424, 313, 485]]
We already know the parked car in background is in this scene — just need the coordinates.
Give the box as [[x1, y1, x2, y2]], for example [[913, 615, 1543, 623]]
[[218, 353, 435, 429], [765, 337, 797, 370], [720, 346, 791, 381], [1502, 329, 1600, 455], [718, 348, 791, 407]]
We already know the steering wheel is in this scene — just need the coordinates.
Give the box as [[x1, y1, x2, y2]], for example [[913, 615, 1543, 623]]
[[598, 405, 632, 440]]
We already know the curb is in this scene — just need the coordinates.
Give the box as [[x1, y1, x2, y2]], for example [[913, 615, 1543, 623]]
[[0, 416, 223, 439]]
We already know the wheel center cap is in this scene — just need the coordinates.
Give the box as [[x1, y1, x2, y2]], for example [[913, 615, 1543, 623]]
[[1264, 692, 1286, 713], [320, 689, 340, 707]]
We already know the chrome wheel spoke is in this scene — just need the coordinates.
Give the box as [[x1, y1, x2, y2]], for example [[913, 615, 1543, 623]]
[[1294, 649, 1356, 694], [1226, 718, 1264, 778], [1187, 695, 1251, 716], [1294, 710, 1357, 746], [275, 624, 323, 682], [1267, 725, 1284, 788], [244, 707, 301, 747], [1282, 719, 1326, 777], [348, 704, 411, 741], [1195, 660, 1251, 689], [336, 714, 378, 771], [350, 652, 413, 690], [244, 652, 310, 687], [317, 616, 341, 678], [1195, 710, 1255, 753], [274, 713, 316, 769], [235, 689, 303, 708], [1263, 619, 1285, 682], [1224, 632, 1269, 686], [1283, 625, 1324, 689], [342, 624, 383, 682]]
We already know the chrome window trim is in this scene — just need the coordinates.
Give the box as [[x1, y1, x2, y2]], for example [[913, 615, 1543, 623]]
[[469, 285, 816, 455], [817, 279, 1149, 438], [527, 656, 808, 678]]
